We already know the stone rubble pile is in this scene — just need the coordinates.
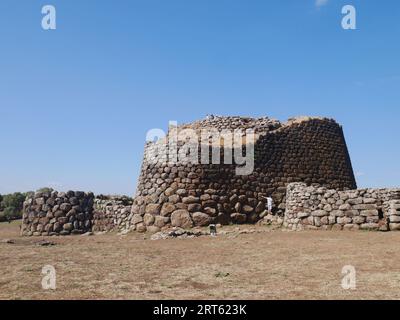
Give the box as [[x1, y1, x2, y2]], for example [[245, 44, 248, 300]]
[[150, 227, 207, 240]]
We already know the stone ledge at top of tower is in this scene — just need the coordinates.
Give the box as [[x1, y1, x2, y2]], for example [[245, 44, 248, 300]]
[[177, 115, 282, 133], [144, 115, 341, 146], [283, 116, 339, 127], [175, 115, 339, 134]]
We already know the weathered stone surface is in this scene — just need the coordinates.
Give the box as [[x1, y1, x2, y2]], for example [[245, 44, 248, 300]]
[[344, 210, 358, 217], [360, 210, 378, 217], [331, 210, 344, 217], [203, 207, 217, 216], [171, 210, 193, 228], [242, 205, 254, 214], [143, 213, 155, 226], [154, 215, 170, 228], [389, 223, 400, 231], [131, 214, 143, 225], [297, 212, 310, 218], [192, 212, 212, 226], [360, 223, 379, 231], [255, 202, 265, 214], [389, 215, 400, 223], [353, 216, 365, 224], [339, 204, 351, 211], [160, 203, 176, 216], [347, 198, 363, 205], [331, 224, 343, 231], [136, 223, 147, 233], [176, 189, 188, 197], [145, 204, 161, 215], [188, 203, 202, 212], [312, 210, 328, 217], [60, 203, 72, 212], [164, 187, 175, 197], [337, 217, 352, 225], [230, 213, 247, 224], [63, 223, 73, 231], [168, 195, 180, 204], [353, 204, 377, 210], [182, 196, 200, 204], [146, 225, 161, 233]]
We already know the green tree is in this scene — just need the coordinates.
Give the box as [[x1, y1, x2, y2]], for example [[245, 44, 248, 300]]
[[2, 193, 25, 212]]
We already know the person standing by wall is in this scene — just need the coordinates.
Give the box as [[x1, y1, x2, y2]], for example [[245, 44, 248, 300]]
[[267, 197, 273, 214]]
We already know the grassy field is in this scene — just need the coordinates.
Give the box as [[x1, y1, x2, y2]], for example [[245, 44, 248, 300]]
[[1, 220, 400, 299]]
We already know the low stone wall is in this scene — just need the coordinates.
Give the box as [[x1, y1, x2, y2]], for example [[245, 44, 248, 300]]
[[21, 190, 94, 236], [92, 196, 132, 232], [21, 185, 400, 236], [385, 200, 400, 230], [284, 183, 400, 231]]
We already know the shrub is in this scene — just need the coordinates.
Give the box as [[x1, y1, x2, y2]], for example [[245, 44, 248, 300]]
[[37, 187, 53, 194], [3, 206, 17, 220]]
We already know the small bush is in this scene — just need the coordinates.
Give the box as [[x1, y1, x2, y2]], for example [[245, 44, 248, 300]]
[[3, 207, 17, 219], [37, 187, 53, 194]]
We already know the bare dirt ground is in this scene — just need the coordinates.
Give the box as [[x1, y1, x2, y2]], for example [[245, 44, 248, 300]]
[[1, 220, 400, 300]]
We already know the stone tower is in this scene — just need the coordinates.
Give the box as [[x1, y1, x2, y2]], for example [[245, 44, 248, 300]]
[[130, 116, 356, 230]]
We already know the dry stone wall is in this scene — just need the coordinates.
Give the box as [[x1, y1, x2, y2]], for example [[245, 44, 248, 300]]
[[21, 190, 94, 236], [92, 196, 132, 232], [130, 116, 357, 232], [22, 192, 135, 236], [385, 200, 400, 230], [285, 182, 400, 231]]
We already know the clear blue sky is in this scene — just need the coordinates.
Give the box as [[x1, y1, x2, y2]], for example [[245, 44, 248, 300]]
[[0, 0, 399, 195]]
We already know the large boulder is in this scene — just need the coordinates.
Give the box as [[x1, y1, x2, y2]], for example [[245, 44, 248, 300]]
[[160, 203, 176, 216], [192, 212, 212, 226], [145, 204, 161, 215], [171, 209, 193, 228], [143, 213, 155, 226]]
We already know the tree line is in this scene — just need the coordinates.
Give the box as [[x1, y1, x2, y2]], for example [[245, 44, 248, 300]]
[[0, 192, 31, 222]]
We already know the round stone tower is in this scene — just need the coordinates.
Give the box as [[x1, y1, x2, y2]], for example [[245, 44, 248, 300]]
[[130, 115, 356, 231]]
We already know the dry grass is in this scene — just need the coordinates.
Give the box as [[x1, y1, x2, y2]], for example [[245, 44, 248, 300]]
[[1, 220, 400, 300]]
